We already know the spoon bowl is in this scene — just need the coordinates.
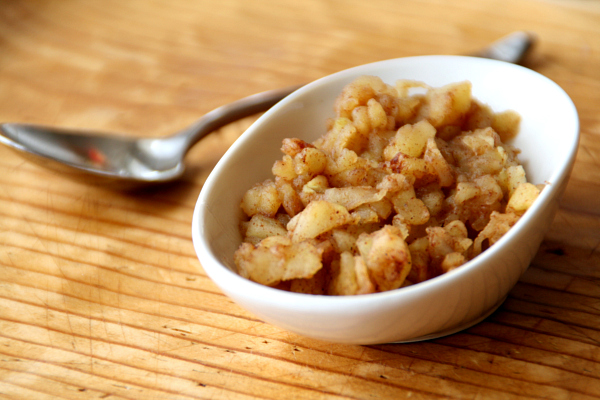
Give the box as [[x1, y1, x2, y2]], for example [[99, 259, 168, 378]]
[[0, 86, 298, 188], [192, 55, 579, 344]]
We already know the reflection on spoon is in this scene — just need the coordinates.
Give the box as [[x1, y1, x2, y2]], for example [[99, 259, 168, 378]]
[[0, 31, 535, 189]]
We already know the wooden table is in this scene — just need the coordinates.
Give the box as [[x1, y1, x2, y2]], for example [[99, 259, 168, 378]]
[[1, 0, 599, 398]]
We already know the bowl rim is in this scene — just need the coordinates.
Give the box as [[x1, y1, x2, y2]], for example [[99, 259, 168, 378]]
[[192, 55, 580, 312]]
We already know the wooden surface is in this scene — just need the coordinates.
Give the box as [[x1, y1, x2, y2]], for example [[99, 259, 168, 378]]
[[1, 0, 599, 398]]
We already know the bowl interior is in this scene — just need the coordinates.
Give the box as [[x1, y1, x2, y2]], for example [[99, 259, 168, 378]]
[[196, 55, 578, 277]]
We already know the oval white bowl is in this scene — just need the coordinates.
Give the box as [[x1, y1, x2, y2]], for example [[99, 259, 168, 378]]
[[192, 56, 579, 344]]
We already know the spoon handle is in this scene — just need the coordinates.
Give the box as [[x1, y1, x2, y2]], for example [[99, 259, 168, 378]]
[[174, 84, 302, 149], [176, 31, 535, 152]]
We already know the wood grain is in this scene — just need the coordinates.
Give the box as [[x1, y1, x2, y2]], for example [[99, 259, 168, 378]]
[[1, 0, 600, 398]]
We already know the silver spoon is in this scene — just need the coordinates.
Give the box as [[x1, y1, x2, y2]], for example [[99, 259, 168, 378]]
[[0, 31, 535, 189]]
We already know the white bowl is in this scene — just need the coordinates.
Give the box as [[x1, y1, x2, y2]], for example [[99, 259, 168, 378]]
[[192, 56, 579, 344]]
